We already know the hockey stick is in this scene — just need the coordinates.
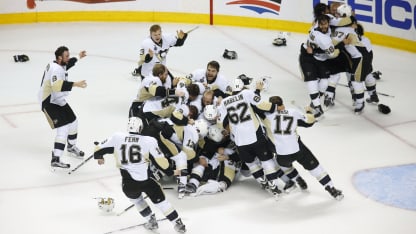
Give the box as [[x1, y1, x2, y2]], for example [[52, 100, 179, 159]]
[[185, 26, 199, 34], [68, 155, 93, 174], [68, 141, 99, 175], [104, 218, 168, 234], [116, 204, 135, 216], [116, 187, 174, 216], [338, 83, 395, 98]]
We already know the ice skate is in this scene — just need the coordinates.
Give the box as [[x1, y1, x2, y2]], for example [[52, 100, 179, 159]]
[[296, 176, 308, 190], [67, 144, 85, 158], [365, 93, 379, 104], [325, 186, 344, 201], [178, 183, 186, 199], [185, 182, 197, 195], [313, 105, 324, 118], [258, 176, 269, 190], [323, 95, 335, 109], [174, 218, 186, 233], [283, 180, 297, 193], [144, 214, 158, 231], [51, 154, 70, 171], [267, 181, 282, 200], [354, 102, 365, 115]]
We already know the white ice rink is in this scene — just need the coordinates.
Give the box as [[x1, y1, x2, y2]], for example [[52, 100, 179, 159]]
[[0, 22, 415, 234]]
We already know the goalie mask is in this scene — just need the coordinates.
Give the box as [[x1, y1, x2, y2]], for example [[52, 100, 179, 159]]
[[223, 49, 238, 60], [127, 117, 143, 134], [97, 197, 115, 212]]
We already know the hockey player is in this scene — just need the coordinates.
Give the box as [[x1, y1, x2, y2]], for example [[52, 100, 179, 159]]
[[132, 24, 188, 83], [129, 64, 186, 118], [355, 23, 380, 104], [93, 117, 186, 233], [217, 78, 284, 199], [264, 96, 344, 200], [331, 4, 370, 114], [187, 60, 232, 98], [300, 14, 340, 118], [38, 46, 87, 169], [140, 79, 197, 126]]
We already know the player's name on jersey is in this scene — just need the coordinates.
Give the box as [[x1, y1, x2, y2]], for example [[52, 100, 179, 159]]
[[125, 136, 140, 143], [223, 94, 243, 106], [277, 110, 289, 114]]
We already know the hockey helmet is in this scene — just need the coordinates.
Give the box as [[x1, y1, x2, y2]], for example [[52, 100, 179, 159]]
[[232, 78, 245, 92], [272, 32, 289, 46], [203, 105, 218, 121], [97, 197, 115, 212], [208, 125, 224, 143], [378, 104, 391, 114], [127, 117, 143, 134], [223, 49, 238, 60], [194, 119, 209, 138], [337, 4, 352, 17], [272, 38, 286, 46]]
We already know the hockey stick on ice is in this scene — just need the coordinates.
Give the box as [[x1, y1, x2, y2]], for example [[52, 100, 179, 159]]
[[185, 26, 199, 34], [104, 218, 168, 234], [68, 141, 98, 175], [116, 187, 174, 216], [338, 83, 395, 98]]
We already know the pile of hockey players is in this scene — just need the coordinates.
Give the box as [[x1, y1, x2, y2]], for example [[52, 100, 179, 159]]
[[126, 58, 344, 202]]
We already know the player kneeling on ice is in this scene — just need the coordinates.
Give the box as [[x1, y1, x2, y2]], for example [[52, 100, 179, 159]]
[[94, 117, 186, 233]]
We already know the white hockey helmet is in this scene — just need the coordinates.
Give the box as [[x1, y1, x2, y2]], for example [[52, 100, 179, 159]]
[[127, 117, 143, 134], [208, 125, 224, 143], [203, 105, 218, 121], [97, 197, 115, 212], [232, 78, 245, 92], [194, 119, 209, 138], [337, 4, 352, 17]]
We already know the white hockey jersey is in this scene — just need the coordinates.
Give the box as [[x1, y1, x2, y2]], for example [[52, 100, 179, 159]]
[[38, 62, 71, 107], [332, 26, 362, 59], [133, 75, 163, 103], [264, 108, 309, 155], [188, 69, 231, 95], [142, 82, 189, 118], [95, 132, 170, 181], [139, 33, 178, 77], [218, 89, 268, 146], [306, 27, 338, 61]]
